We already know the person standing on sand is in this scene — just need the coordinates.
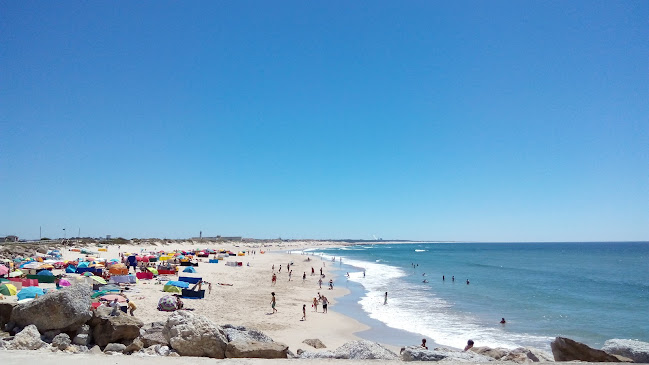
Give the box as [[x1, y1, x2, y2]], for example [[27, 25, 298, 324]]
[[279, 265, 282, 273], [318, 278, 323, 289], [313, 297, 318, 312], [384, 291, 388, 305], [311, 267, 315, 276], [303, 272, 306, 282], [272, 273, 277, 285], [321, 296, 329, 313], [288, 270, 292, 281], [270, 292, 277, 313], [302, 304, 306, 321], [328, 279, 333, 290]]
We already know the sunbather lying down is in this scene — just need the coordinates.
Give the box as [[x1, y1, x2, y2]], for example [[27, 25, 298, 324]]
[[218, 283, 233, 286]]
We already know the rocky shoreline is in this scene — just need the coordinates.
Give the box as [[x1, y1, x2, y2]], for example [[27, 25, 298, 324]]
[[1, 284, 648, 363]]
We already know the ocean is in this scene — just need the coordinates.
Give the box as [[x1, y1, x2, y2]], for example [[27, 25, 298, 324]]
[[305, 242, 649, 352]]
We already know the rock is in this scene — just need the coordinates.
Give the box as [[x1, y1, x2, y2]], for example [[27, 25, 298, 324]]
[[335, 340, 399, 360], [0, 302, 16, 330], [104, 343, 127, 353], [10, 284, 92, 333], [297, 349, 336, 359], [303, 338, 326, 349], [76, 345, 89, 353], [8, 324, 46, 350], [140, 321, 169, 347], [0, 339, 5, 349], [163, 311, 227, 358], [225, 340, 289, 358], [502, 347, 554, 363], [402, 346, 494, 362], [42, 329, 62, 342], [89, 306, 144, 347], [88, 345, 103, 354], [602, 339, 649, 363], [471, 346, 508, 360], [123, 337, 144, 354], [551, 337, 633, 362], [51, 333, 71, 350], [73, 333, 90, 346], [156, 345, 170, 356], [221, 324, 274, 343]]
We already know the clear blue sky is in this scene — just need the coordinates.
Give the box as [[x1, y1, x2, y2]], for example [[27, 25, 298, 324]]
[[1, 1, 647, 241]]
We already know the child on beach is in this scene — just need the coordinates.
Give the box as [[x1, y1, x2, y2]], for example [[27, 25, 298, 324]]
[[302, 304, 306, 321], [313, 297, 318, 312], [318, 278, 323, 289], [272, 273, 277, 285], [270, 292, 277, 313]]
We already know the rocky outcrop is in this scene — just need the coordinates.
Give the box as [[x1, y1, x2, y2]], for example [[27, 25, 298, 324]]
[[51, 333, 71, 350], [8, 324, 46, 350], [303, 338, 326, 349], [0, 302, 16, 330], [402, 346, 495, 362], [89, 306, 143, 347], [139, 321, 169, 347], [551, 337, 633, 362], [123, 337, 144, 354], [471, 346, 553, 363], [222, 324, 274, 343], [137, 344, 172, 356], [602, 339, 649, 363], [162, 311, 227, 358], [10, 284, 92, 333], [225, 340, 289, 358], [104, 343, 127, 353], [299, 340, 398, 360], [471, 346, 509, 360]]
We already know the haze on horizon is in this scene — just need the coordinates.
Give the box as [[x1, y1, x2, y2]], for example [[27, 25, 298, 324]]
[[1, 2, 647, 243]]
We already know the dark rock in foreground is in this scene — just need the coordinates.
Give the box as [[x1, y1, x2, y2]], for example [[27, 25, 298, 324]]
[[551, 337, 633, 362]]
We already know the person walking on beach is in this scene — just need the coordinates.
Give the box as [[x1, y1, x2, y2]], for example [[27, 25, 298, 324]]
[[303, 272, 306, 282], [127, 299, 137, 316], [311, 267, 315, 276], [384, 291, 388, 305], [302, 304, 306, 321], [321, 296, 329, 313], [270, 292, 277, 313], [328, 279, 333, 290], [272, 273, 277, 285], [279, 265, 282, 273], [318, 277, 323, 289], [288, 270, 292, 281], [313, 297, 318, 312]]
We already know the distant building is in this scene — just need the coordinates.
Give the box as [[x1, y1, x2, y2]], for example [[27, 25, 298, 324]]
[[3, 235, 19, 242]]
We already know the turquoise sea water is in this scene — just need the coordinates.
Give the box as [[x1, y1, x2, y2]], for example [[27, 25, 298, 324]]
[[307, 242, 649, 352]]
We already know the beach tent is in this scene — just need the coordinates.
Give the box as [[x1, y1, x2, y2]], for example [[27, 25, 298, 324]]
[[109, 264, 128, 275], [165, 280, 189, 288], [0, 265, 8, 276], [90, 276, 107, 284], [0, 283, 18, 296], [78, 262, 89, 268], [182, 267, 196, 273], [102, 284, 122, 292], [59, 279, 72, 287], [83, 271, 94, 277], [147, 267, 159, 275], [66, 265, 77, 273], [91, 290, 109, 298], [163, 284, 182, 293], [158, 295, 179, 311], [37, 270, 54, 276], [17, 286, 44, 300]]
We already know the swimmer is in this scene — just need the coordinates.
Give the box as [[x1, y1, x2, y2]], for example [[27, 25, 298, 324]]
[[422, 279, 429, 283], [500, 317, 506, 324]]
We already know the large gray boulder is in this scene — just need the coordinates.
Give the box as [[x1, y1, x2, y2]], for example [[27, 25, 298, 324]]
[[123, 337, 144, 354], [10, 284, 92, 333], [72, 324, 92, 346], [140, 322, 169, 347], [225, 340, 289, 358], [104, 342, 127, 353], [51, 333, 71, 350], [0, 302, 16, 330], [335, 340, 399, 360], [402, 346, 495, 362], [471, 346, 553, 362], [551, 337, 633, 362], [602, 339, 649, 363], [163, 311, 228, 358], [89, 306, 144, 347], [8, 324, 46, 350], [221, 324, 274, 343]]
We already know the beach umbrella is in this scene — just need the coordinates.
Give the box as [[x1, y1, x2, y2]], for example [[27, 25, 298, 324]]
[[37, 270, 54, 276], [83, 271, 94, 277], [9, 270, 23, 277], [59, 279, 71, 287], [147, 267, 158, 275], [66, 266, 77, 273], [92, 290, 109, 298], [78, 262, 89, 268], [17, 287, 45, 300], [0, 265, 8, 276], [0, 283, 18, 296], [90, 276, 107, 284], [182, 266, 196, 273], [99, 294, 127, 303], [21, 262, 41, 269], [157, 295, 178, 311]]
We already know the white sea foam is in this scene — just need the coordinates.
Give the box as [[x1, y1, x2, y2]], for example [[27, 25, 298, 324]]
[[415, 249, 427, 252], [337, 255, 553, 351]]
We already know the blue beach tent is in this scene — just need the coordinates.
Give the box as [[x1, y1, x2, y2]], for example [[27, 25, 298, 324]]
[[165, 280, 190, 288], [182, 267, 197, 273], [37, 270, 54, 276], [66, 265, 77, 273]]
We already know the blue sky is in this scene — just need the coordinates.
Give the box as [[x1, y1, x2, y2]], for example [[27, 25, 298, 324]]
[[1, 1, 647, 241]]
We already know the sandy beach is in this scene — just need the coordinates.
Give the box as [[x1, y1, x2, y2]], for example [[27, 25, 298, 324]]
[[1, 240, 393, 353]]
